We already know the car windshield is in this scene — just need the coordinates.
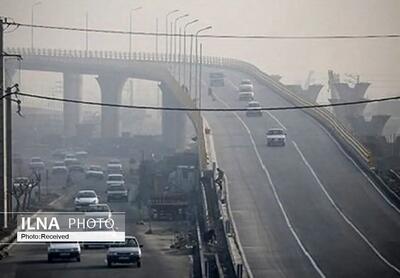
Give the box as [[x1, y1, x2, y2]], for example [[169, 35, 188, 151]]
[[54, 162, 65, 167], [108, 175, 123, 181], [31, 158, 41, 162], [77, 192, 96, 198], [267, 129, 284, 135], [89, 166, 102, 171], [109, 185, 125, 191], [239, 85, 253, 92], [111, 238, 138, 248], [241, 80, 251, 85]]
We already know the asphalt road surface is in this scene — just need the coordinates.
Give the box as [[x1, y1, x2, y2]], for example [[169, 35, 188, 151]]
[[203, 67, 400, 278], [0, 170, 190, 278]]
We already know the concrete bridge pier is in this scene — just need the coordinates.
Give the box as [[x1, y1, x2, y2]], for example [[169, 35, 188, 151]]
[[160, 83, 187, 151], [96, 73, 127, 138], [63, 72, 82, 137]]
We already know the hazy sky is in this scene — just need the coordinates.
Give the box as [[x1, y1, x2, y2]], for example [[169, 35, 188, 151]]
[[1, 0, 400, 97]]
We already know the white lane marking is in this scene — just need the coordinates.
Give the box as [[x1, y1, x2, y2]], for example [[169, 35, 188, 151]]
[[316, 122, 400, 215], [214, 93, 326, 278], [225, 78, 287, 130], [292, 140, 400, 274], [204, 117, 255, 277]]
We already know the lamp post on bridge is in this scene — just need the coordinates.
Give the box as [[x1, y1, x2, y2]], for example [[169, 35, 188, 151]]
[[165, 9, 179, 62], [182, 19, 198, 89], [31, 1, 42, 49], [129, 6, 143, 59], [194, 26, 212, 108], [173, 13, 188, 73]]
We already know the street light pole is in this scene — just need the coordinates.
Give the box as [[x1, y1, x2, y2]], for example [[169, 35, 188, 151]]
[[165, 9, 179, 62], [129, 6, 142, 59], [195, 26, 212, 108], [183, 19, 198, 89], [31, 1, 42, 49], [173, 14, 188, 72]]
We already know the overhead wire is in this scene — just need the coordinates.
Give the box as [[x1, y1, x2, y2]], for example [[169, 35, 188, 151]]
[[16, 91, 400, 112], [7, 22, 400, 40]]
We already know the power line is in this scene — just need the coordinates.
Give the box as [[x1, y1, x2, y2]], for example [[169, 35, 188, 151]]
[[7, 22, 400, 40], [17, 91, 400, 112]]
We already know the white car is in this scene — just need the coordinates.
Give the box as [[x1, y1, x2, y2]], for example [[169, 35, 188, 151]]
[[238, 84, 255, 101], [107, 184, 129, 202], [107, 164, 124, 175], [48, 242, 81, 262], [86, 165, 104, 179], [239, 79, 254, 91], [246, 101, 262, 117], [84, 203, 112, 219], [51, 161, 68, 175], [29, 157, 45, 171], [74, 190, 99, 210], [106, 174, 125, 186], [107, 236, 142, 267], [266, 128, 287, 146]]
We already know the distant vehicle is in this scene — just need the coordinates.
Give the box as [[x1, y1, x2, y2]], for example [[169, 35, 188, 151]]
[[109, 159, 121, 164], [107, 184, 129, 202], [29, 157, 45, 171], [86, 165, 104, 179], [238, 84, 255, 101], [52, 150, 66, 160], [84, 203, 112, 219], [106, 174, 125, 186], [107, 164, 124, 175], [246, 101, 263, 117], [209, 72, 225, 87], [68, 162, 85, 173], [266, 128, 287, 146], [74, 190, 99, 210], [238, 91, 254, 101], [107, 236, 142, 267], [64, 157, 80, 168], [75, 151, 88, 160], [48, 242, 81, 262], [65, 153, 77, 160], [51, 161, 68, 175], [239, 79, 253, 87]]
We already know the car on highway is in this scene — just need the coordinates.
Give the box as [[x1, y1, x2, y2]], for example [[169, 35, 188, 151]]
[[74, 190, 99, 210], [51, 161, 68, 175], [107, 184, 129, 202], [86, 165, 104, 179], [246, 100, 263, 117], [29, 157, 45, 171], [47, 242, 81, 262], [106, 236, 142, 267], [266, 128, 287, 146], [239, 79, 254, 89], [106, 174, 125, 186], [238, 84, 255, 101]]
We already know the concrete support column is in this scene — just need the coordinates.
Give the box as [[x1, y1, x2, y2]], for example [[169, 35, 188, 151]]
[[96, 74, 126, 138], [63, 72, 82, 137], [160, 82, 186, 150]]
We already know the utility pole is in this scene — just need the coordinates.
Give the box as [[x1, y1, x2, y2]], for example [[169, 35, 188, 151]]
[[0, 17, 5, 228], [0, 17, 13, 229]]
